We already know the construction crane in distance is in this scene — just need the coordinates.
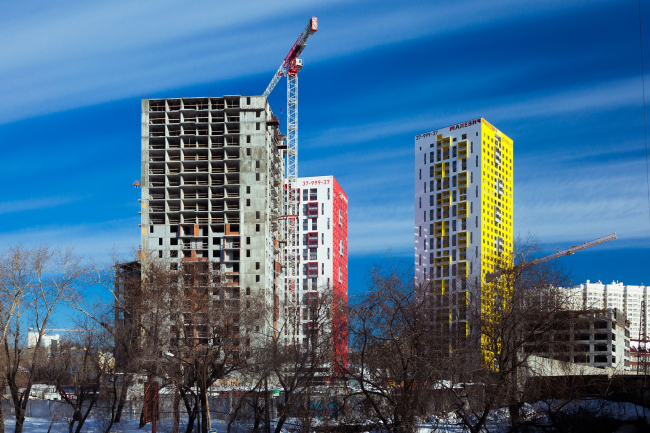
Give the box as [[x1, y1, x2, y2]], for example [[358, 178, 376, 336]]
[[262, 17, 318, 341], [486, 232, 617, 282]]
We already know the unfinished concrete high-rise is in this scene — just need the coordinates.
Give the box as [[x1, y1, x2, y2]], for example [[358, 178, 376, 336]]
[[140, 95, 285, 339]]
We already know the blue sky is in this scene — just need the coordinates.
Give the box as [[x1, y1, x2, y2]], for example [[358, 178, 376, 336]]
[[1, 0, 649, 295]]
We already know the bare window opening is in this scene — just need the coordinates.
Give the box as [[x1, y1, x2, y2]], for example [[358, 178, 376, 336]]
[[150, 226, 154, 233], [171, 238, 178, 245], [213, 250, 219, 258], [256, 211, 261, 219], [246, 287, 251, 295], [158, 251, 163, 258], [246, 199, 250, 206], [246, 249, 251, 258], [256, 161, 261, 169], [246, 186, 250, 194], [247, 135, 251, 143], [256, 262, 260, 270], [213, 238, 219, 245], [246, 148, 251, 156], [170, 251, 178, 258], [247, 97, 251, 105], [158, 238, 163, 246], [257, 111, 260, 118], [256, 122, 260, 130], [246, 237, 251, 245], [256, 275, 260, 282], [256, 173, 260, 181], [256, 223, 260, 232]]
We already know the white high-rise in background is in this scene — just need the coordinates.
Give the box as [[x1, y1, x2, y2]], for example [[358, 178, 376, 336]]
[[565, 280, 650, 340]]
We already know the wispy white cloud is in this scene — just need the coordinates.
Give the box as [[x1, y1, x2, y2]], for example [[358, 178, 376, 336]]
[[304, 76, 643, 149], [0, 0, 618, 124], [0, 218, 139, 261], [0, 195, 82, 214]]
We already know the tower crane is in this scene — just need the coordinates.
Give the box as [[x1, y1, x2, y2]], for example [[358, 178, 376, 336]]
[[486, 233, 617, 282], [263, 17, 318, 339]]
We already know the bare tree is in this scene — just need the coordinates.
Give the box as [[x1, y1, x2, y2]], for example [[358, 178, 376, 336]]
[[0, 245, 84, 433], [343, 262, 443, 433], [46, 320, 113, 433]]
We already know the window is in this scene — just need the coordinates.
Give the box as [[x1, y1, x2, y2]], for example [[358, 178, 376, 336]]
[[327, 248, 330, 259], [327, 218, 330, 229], [322, 263, 325, 275], [419, 197, 421, 209], [246, 250, 251, 257], [256, 211, 260, 219], [256, 262, 260, 270], [246, 135, 251, 143], [246, 236, 251, 245], [246, 287, 251, 295], [419, 226, 422, 237], [339, 209, 342, 226], [452, 161, 457, 173], [256, 224, 260, 232], [307, 262, 318, 278], [150, 225, 154, 233], [307, 232, 319, 248], [246, 148, 251, 156], [339, 240, 344, 256], [256, 275, 260, 282], [452, 220, 456, 231], [158, 251, 163, 258], [256, 173, 260, 181], [310, 188, 317, 201], [429, 253, 434, 264], [158, 238, 163, 246], [303, 189, 308, 201], [452, 147, 457, 158], [256, 122, 260, 130], [322, 203, 325, 215], [256, 161, 261, 169], [476, 155, 479, 167], [419, 169, 421, 180], [246, 186, 250, 194], [246, 198, 250, 206], [321, 233, 325, 245]]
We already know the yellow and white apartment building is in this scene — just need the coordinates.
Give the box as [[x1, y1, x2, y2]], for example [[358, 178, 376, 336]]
[[414, 118, 514, 341]]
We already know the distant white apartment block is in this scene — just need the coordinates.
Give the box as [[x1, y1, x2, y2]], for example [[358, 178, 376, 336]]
[[565, 280, 650, 340]]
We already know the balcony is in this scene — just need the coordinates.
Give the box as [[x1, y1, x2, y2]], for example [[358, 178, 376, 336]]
[[437, 136, 451, 148], [457, 171, 468, 189], [457, 261, 469, 279], [434, 162, 448, 179], [457, 231, 468, 249], [434, 255, 450, 266], [434, 221, 447, 237], [457, 201, 468, 219], [458, 140, 468, 159], [434, 279, 446, 295], [437, 190, 451, 207], [439, 308, 451, 324]]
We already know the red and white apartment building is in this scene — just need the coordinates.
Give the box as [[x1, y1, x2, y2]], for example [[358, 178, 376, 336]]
[[284, 175, 348, 369]]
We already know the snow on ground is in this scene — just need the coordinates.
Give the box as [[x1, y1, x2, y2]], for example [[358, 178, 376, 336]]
[[5, 399, 650, 432]]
